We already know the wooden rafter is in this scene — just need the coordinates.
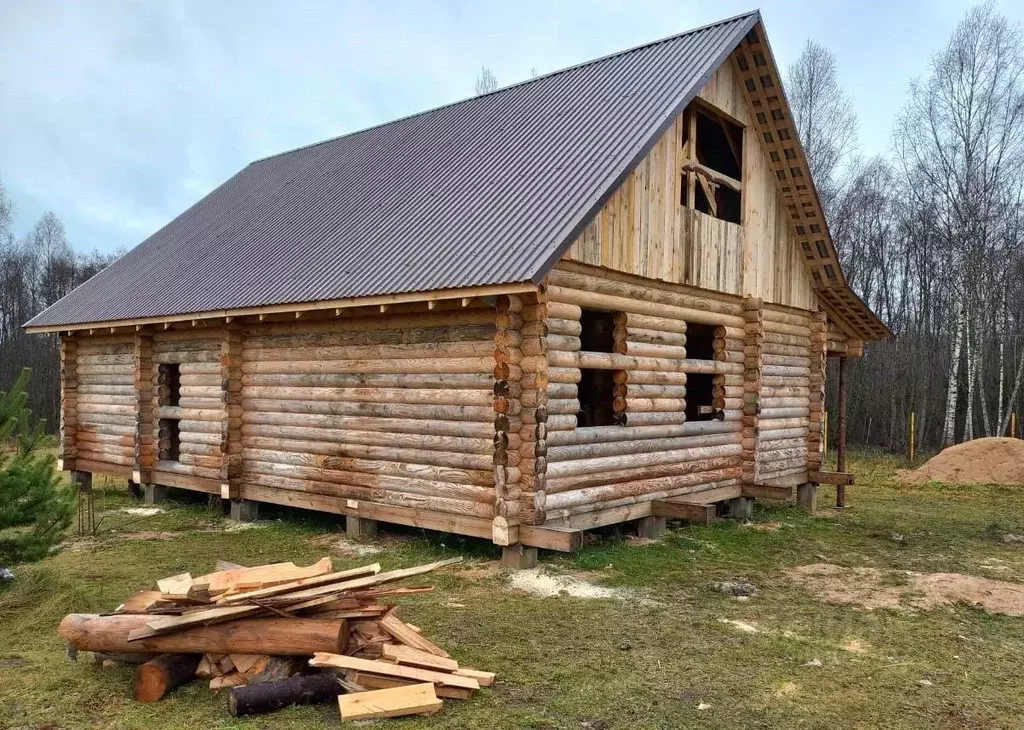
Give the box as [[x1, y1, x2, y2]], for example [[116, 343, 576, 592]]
[[729, 24, 891, 342]]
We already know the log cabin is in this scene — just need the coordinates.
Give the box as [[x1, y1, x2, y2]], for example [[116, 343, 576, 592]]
[[26, 11, 890, 567]]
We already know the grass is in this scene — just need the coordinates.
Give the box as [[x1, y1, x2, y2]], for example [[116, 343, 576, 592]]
[[2, 452, 1023, 729]]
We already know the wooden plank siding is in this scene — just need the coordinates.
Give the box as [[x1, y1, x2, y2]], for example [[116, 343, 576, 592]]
[[563, 54, 816, 311]]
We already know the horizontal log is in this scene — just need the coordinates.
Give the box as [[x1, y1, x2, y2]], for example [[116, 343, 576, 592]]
[[762, 365, 810, 378], [549, 268, 743, 316], [240, 440, 492, 473], [240, 398, 492, 423], [76, 394, 135, 407], [757, 427, 809, 441], [241, 357, 492, 376], [546, 443, 741, 478], [153, 350, 220, 364], [178, 362, 220, 375], [763, 321, 811, 337], [59, 614, 347, 655], [240, 386, 491, 407], [242, 411, 493, 439], [763, 331, 808, 347], [241, 372, 492, 390], [77, 353, 133, 366], [249, 309, 494, 339], [763, 308, 811, 327], [547, 367, 582, 384], [242, 341, 492, 363], [547, 414, 577, 431], [548, 466, 743, 510], [546, 334, 580, 352], [242, 473, 492, 518], [76, 364, 134, 377], [761, 342, 809, 358], [547, 302, 582, 321], [614, 312, 688, 334], [547, 286, 744, 328], [240, 424, 490, 455], [76, 383, 135, 395], [622, 412, 692, 427], [247, 324, 494, 351], [242, 461, 493, 505], [546, 419, 736, 447], [617, 370, 688, 386], [551, 478, 743, 520], [761, 376, 809, 388], [759, 407, 809, 420], [623, 397, 686, 413], [156, 460, 221, 480], [618, 341, 687, 359], [547, 317, 582, 337], [759, 397, 810, 409], [551, 350, 741, 375], [547, 432, 740, 466], [758, 456, 807, 472], [758, 417, 809, 431]]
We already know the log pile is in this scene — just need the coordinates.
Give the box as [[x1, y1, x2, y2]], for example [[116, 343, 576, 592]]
[[59, 555, 492, 721]]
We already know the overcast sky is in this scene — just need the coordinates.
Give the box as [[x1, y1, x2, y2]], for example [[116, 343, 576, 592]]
[[2, 0, 1022, 256]]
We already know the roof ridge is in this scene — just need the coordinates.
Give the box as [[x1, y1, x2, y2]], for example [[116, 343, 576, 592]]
[[250, 10, 761, 166]]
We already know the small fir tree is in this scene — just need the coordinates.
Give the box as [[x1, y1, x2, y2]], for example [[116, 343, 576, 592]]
[[0, 368, 75, 566]]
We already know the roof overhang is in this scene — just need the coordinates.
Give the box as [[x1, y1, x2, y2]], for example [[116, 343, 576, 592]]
[[24, 281, 536, 334]]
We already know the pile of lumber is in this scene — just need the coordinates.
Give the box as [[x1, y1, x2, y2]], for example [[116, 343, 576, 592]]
[[59, 555, 494, 720]]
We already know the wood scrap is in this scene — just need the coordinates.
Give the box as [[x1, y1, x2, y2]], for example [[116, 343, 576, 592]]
[[382, 643, 459, 672], [227, 672, 343, 717], [338, 682, 442, 720], [156, 572, 192, 598], [58, 555, 485, 722], [309, 652, 479, 690]]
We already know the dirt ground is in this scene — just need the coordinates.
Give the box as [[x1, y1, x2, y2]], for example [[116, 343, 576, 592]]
[[786, 562, 1024, 616], [900, 437, 1024, 485]]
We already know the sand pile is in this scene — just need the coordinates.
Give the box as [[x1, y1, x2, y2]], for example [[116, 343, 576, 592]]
[[900, 437, 1024, 485]]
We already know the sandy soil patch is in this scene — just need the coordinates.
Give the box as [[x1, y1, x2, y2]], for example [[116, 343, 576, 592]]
[[119, 531, 179, 541], [719, 618, 760, 633], [899, 437, 1024, 485], [507, 568, 635, 600], [787, 563, 1024, 616]]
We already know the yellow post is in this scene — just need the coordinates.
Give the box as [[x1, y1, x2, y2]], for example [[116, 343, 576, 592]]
[[909, 411, 916, 463]]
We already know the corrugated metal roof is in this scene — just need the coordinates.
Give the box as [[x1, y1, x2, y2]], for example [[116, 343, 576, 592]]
[[26, 12, 760, 329]]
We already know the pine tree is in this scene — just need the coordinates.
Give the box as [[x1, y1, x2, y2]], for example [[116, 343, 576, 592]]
[[0, 368, 75, 566]]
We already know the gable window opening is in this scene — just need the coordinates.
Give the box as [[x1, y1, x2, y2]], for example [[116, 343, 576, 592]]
[[685, 323, 724, 423], [680, 104, 743, 225], [577, 309, 621, 428], [158, 363, 182, 462]]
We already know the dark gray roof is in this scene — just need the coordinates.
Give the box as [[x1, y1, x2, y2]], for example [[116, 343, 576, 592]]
[[27, 12, 759, 329]]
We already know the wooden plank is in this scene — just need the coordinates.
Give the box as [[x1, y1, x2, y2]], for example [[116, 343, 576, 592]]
[[207, 557, 333, 595], [518, 524, 581, 552], [338, 683, 442, 720], [650, 500, 716, 522], [382, 643, 459, 673], [808, 470, 855, 486], [213, 563, 381, 605], [310, 653, 478, 690], [742, 484, 794, 500], [379, 613, 452, 659]]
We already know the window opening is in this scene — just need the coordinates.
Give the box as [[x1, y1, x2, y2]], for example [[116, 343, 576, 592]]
[[681, 103, 743, 224], [685, 323, 722, 422], [577, 309, 618, 428], [158, 363, 182, 461]]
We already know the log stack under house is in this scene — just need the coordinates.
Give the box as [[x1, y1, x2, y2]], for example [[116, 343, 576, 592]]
[[27, 11, 891, 567]]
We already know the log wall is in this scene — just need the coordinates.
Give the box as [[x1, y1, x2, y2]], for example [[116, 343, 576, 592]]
[[755, 304, 813, 483], [542, 263, 747, 521], [235, 304, 497, 520], [151, 327, 225, 489], [68, 333, 136, 472]]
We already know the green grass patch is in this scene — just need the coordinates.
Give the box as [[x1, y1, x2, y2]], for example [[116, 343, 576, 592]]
[[1, 451, 1023, 729]]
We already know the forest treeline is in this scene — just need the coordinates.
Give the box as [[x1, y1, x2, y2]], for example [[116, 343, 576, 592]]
[[1, 2, 1022, 454], [789, 1, 1024, 453], [0, 182, 119, 430]]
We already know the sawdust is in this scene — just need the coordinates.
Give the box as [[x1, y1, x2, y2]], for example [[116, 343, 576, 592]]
[[719, 618, 760, 633], [787, 563, 1024, 616], [119, 531, 179, 541], [775, 681, 799, 697], [507, 568, 635, 600], [117, 507, 165, 517], [843, 639, 870, 654], [899, 437, 1024, 485], [743, 521, 783, 532]]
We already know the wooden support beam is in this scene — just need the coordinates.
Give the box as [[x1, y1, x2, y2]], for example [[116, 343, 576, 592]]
[[808, 471, 854, 486], [651, 500, 716, 522], [742, 484, 793, 500], [836, 355, 848, 507]]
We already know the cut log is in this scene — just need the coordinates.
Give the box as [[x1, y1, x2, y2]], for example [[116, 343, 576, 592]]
[[338, 682, 442, 720], [59, 614, 349, 656], [210, 673, 247, 691], [228, 672, 343, 717], [242, 656, 303, 684], [134, 653, 201, 702], [156, 572, 192, 598]]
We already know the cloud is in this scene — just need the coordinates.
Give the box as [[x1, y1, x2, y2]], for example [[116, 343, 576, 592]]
[[2, 0, 1016, 254]]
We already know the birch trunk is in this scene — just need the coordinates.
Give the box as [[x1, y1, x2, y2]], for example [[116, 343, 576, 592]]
[[941, 301, 965, 447]]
